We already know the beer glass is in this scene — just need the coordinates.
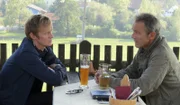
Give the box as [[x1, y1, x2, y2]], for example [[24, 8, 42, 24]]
[[79, 54, 90, 89], [99, 63, 111, 89]]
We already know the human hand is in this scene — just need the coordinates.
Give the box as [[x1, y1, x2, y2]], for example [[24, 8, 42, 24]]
[[48, 67, 54, 71], [49, 64, 57, 69], [89, 62, 97, 75], [94, 70, 101, 84]]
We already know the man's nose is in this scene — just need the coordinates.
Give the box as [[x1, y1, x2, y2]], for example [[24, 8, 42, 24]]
[[131, 33, 135, 39], [50, 33, 54, 38]]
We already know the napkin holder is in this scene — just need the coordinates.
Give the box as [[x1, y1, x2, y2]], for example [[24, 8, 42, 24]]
[[109, 96, 136, 105], [109, 74, 136, 105]]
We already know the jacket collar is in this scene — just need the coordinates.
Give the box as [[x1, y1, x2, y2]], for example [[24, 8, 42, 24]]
[[139, 35, 163, 55], [20, 37, 45, 56]]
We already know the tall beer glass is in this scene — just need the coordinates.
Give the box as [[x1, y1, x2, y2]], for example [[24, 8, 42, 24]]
[[80, 54, 90, 89]]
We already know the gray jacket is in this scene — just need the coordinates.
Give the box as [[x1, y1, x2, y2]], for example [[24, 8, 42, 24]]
[[110, 36, 180, 105]]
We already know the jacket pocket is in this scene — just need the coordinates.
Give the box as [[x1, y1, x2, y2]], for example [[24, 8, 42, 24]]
[[146, 89, 172, 105]]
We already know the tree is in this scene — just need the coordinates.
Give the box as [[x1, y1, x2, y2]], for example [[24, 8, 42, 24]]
[[0, 0, 6, 16], [86, 1, 115, 27], [34, 0, 48, 10], [3, 0, 32, 29], [164, 8, 180, 41], [94, 0, 108, 4], [162, 0, 178, 9], [50, 0, 82, 36], [139, 0, 168, 33], [113, 10, 134, 31], [107, 0, 131, 13], [139, 0, 162, 16], [85, 1, 117, 38], [139, 0, 180, 41], [106, 0, 133, 35]]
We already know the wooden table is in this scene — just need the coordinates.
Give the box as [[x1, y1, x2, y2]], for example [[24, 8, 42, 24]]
[[53, 80, 146, 105]]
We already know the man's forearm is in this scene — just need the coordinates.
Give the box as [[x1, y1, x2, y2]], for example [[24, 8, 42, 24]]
[[109, 77, 122, 88]]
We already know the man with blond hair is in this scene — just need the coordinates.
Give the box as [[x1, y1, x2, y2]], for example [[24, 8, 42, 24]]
[[0, 15, 67, 105]]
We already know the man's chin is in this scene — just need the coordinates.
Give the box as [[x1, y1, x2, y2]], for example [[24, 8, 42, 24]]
[[135, 44, 140, 48], [47, 43, 53, 47]]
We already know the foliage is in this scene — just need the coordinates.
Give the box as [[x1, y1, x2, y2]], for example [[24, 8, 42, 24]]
[[0, 17, 4, 25], [118, 31, 132, 39], [3, 0, 32, 28], [171, 8, 180, 41], [107, 0, 131, 13], [109, 28, 120, 38], [0, 0, 180, 40], [94, 0, 108, 4], [85, 24, 120, 38], [113, 10, 134, 32], [106, 0, 133, 38], [139, 0, 162, 16], [85, 25, 101, 37], [85, 1, 118, 38], [34, 0, 48, 10], [86, 1, 115, 26], [51, 0, 82, 37], [162, 8, 180, 41], [162, 0, 178, 9], [0, 0, 6, 16]]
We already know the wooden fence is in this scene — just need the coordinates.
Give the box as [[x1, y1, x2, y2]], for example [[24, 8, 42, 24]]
[[0, 40, 180, 91]]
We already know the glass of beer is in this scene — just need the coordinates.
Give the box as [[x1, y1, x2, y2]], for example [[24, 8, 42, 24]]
[[99, 63, 111, 89], [79, 54, 90, 89]]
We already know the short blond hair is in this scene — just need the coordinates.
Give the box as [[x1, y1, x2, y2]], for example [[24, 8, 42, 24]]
[[25, 14, 51, 39]]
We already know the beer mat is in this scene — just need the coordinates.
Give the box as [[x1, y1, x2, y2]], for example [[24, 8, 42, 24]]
[[90, 90, 111, 100]]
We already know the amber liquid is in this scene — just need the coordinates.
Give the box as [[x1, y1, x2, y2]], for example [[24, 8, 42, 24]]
[[99, 77, 110, 89], [80, 67, 89, 86]]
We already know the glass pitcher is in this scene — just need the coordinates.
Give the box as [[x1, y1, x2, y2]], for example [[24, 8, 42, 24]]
[[99, 63, 111, 89]]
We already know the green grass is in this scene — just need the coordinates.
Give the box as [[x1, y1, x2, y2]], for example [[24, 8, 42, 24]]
[[0, 31, 24, 37]]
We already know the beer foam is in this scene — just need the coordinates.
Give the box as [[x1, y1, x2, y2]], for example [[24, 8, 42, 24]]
[[80, 65, 89, 68]]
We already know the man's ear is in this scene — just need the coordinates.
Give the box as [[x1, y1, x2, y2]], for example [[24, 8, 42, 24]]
[[149, 32, 156, 40], [29, 32, 37, 40]]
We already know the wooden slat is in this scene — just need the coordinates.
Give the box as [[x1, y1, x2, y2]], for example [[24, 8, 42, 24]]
[[46, 84, 53, 91], [0, 44, 7, 70], [115, 46, 123, 71], [173, 47, 179, 60], [104, 45, 111, 64], [70, 44, 77, 72], [12, 43, 18, 53], [79, 40, 91, 54], [58, 44, 65, 64], [93, 45, 100, 70], [79, 40, 91, 80], [127, 46, 133, 65], [79, 40, 91, 71]]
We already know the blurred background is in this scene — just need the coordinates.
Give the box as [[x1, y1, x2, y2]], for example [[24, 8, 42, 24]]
[[0, 0, 180, 60]]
